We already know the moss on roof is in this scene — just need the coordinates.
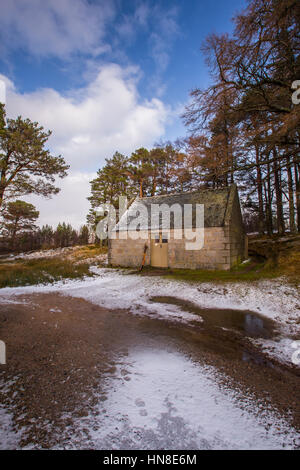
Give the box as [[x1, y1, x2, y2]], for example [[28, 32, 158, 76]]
[[116, 185, 236, 231]]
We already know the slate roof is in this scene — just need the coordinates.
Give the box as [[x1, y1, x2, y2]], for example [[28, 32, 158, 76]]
[[114, 185, 236, 231]]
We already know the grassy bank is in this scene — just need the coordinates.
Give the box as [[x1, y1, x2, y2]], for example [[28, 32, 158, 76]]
[[139, 258, 278, 284], [0, 245, 108, 288], [64, 245, 107, 262], [0, 257, 93, 288]]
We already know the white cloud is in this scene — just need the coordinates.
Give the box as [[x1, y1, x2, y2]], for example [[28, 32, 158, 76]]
[[0, 0, 180, 228], [0, 0, 115, 58], [134, 3, 150, 26], [26, 172, 96, 229], [114, 2, 180, 95], [1, 64, 170, 227], [0, 78, 6, 104], [4, 64, 168, 171], [149, 6, 179, 73]]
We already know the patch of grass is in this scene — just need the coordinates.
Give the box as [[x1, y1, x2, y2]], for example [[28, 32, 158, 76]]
[[71, 245, 107, 261], [165, 264, 277, 283], [138, 257, 282, 284], [0, 258, 93, 288], [248, 234, 300, 285], [277, 250, 300, 285]]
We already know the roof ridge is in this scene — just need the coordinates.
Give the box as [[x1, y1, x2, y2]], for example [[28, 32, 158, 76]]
[[139, 186, 231, 200]]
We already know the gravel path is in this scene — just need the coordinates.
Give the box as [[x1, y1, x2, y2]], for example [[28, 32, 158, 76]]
[[0, 291, 299, 449]]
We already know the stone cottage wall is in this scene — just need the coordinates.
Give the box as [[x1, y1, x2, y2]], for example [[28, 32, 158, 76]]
[[227, 193, 247, 266], [168, 228, 231, 270], [109, 227, 232, 270], [108, 231, 151, 268]]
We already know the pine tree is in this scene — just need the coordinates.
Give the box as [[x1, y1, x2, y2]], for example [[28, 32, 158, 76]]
[[2, 200, 39, 249], [0, 104, 69, 209]]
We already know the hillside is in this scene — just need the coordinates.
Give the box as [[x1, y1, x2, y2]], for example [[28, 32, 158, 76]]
[[248, 234, 300, 284]]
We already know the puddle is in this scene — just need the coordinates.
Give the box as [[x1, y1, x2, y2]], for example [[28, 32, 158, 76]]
[[150, 296, 276, 339], [241, 351, 277, 370]]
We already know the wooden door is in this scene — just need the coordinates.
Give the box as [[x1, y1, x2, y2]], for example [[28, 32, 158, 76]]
[[151, 233, 168, 268]]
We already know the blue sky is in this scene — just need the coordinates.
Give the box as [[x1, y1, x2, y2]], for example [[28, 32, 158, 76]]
[[0, 0, 247, 227]]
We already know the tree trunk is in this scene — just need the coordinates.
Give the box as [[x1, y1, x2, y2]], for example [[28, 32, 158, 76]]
[[294, 159, 300, 232], [255, 145, 265, 235], [10, 217, 20, 250], [286, 155, 296, 233], [151, 175, 157, 196], [273, 149, 285, 235], [0, 157, 8, 210], [0, 178, 6, 210], [139, 179, 143, 198], [0, 190, 4, 210], [264, 183, 272, 236], [264, 158, 273, 236]]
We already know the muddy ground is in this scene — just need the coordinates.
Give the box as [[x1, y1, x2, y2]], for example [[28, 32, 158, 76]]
[[0, 292, 299, 448]]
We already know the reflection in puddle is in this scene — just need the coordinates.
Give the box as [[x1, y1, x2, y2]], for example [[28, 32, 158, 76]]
[[150, 296, 276, 339], [242, 350, 275, 369], [244, 314, 265, 337]]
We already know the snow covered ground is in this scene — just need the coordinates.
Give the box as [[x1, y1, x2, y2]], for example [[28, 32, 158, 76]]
[[0, 406, 20, 450], [0, 379, 23, 450], [0, 246, 79, 261], [66, 347, 299, 450], [1, 268, 299, 365], [2, 346, 299, 450], [0, 268, 299, 449]]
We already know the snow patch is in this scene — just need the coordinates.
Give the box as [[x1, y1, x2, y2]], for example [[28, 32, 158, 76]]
[[0, 379, 23, 449], [0, 269, 299, 364], [69, 348, 299, 450]]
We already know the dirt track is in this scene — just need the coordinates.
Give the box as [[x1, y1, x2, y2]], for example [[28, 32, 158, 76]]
[[0, 292, 299, 448]]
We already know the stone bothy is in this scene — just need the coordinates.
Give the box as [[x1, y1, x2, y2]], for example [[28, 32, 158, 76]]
[[108, 184, 247, 270]]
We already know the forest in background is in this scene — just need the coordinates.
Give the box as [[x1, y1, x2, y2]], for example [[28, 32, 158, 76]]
[[88, 0, 300, 237], [0, 0, 299, 254]]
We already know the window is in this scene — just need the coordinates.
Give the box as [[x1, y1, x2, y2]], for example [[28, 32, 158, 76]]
[[153, 233, 168, 244]]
